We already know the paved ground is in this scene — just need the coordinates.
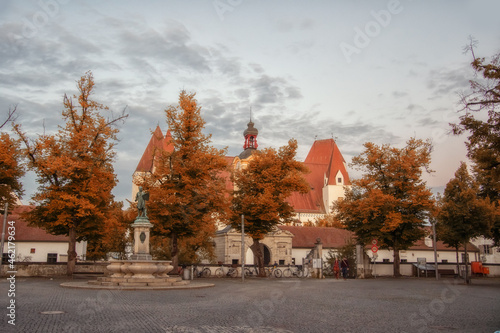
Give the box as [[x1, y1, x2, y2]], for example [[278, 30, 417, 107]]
[[1, 276, 499, 333]]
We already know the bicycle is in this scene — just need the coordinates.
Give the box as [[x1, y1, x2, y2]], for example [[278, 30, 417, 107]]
[[265, 264, 283, 278], [193, 265, 211, 278], [282, 265, 304, 278], [300, 266, 310, 278], [244, 266, 258, 277], [215, 264, 238, 278]]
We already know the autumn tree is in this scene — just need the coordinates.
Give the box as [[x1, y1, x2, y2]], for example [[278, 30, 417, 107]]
[[14, 72, 127, 275], [436, 162, 495, 284], [453, 41, 500, 244], [86, 202, 133, 260], [315, 213, 346, 228], [230, 139, 310, 276], [333, 138, 435, 277], [142, 91, 228, 272], [0, 106, 24, 210], [434, 207, 462, 277]]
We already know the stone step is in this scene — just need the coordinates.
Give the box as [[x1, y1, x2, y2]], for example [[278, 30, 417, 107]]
[[173, 281, 190, 286], [100, 282, 118, 286], [119, 282, 148, 287], [147, 282, 174, 287]]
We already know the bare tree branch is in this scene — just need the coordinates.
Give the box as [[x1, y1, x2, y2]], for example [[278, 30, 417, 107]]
[[1, 105, 18, 129]]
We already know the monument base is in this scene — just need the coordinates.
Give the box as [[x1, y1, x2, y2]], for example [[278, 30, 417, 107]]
[[132, 216, 153, 257], [130, 254, 152, 260]]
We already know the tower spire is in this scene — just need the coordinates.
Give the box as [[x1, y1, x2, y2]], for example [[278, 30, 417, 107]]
[[238, 117, 259, 159]]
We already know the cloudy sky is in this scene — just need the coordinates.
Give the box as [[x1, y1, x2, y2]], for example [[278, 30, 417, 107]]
[[1, 0, 499, 205]]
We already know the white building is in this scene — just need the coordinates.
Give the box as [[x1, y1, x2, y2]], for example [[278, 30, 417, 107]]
[[470, 236, 500, 264], [1, 205, 87, 264]]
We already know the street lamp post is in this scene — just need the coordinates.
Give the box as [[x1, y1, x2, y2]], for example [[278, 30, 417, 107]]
[[241, 214, 245, 283], [432, 220, 439, 280], [0, 201, 8, 271]]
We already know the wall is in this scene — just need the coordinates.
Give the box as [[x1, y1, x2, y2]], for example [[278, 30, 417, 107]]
[[9, 241, 87, 263], [372, 248, 480, 265], [0, 262, 109, 277], [294, 212, 324, 225], [470, 237, 500, 264], [322, 178, 347, 214], [214, 228, 294, 265], [291, 247, 339, 267], [4, 241, 87, 263], [366, 260, 500, 277]]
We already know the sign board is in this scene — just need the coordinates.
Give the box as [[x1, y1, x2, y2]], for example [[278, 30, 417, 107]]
[[372, 239, 378, 245], [312, 259, 322, 269], [417, 257, 426, 266], [371, 245, 378, 253]]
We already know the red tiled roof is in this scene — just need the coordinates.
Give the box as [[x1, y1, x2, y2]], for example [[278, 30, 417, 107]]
[[7, 206, 69, 242], [304, 139, 350, 186], [279, 226, 354, 248], [287, 163, 328, 213], [286, 139, 350, 214], [135, 126, 174, 172], [408, 239, 479, 252]]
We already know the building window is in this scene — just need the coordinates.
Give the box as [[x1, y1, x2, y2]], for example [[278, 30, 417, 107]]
[[232, 259, 239, 265], [1, 253, 8, 264], [482, 245, 492, 255], [30, 248, 36, 254], [337, 177, 342, 183], [47, 253, 58, 263], [461, 253, 469, 263], [382, 259, 390, 263], [441, 259, 448, 263], [400, 259, 407, 263], [279, 260, 285, 265]]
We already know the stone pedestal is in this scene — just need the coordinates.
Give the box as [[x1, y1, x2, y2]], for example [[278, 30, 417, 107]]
[[130, 216, 153, 261], [86, 213, 192, 288]]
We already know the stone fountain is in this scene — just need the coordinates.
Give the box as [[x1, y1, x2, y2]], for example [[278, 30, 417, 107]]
[[90, 188, 187, 288]]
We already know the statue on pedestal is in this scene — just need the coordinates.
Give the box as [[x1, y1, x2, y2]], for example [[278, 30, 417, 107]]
[[135, 186, 149, 218]]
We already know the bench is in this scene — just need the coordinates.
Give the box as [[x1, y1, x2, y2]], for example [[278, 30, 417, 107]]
[[438, 269, 456, 277]]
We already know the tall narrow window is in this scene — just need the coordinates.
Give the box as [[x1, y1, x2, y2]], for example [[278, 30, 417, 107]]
[[47, 253, 57, 263]]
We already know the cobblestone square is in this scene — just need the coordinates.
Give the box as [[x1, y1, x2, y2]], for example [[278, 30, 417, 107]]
[[1, 277, 499, 333]]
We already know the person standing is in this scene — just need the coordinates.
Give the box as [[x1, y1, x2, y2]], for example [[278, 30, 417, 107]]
[[341, 257, 349, 280], [333, 258, 340, 280]]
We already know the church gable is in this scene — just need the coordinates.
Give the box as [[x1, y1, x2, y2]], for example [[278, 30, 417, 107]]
[[135, 125, 174, 173], [287, 139, 351, 217]]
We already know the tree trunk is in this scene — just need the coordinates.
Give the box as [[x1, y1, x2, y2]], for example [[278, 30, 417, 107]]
[[170, 232, 179, 274], [393, 245, 401, 277], [464, 240, 470, 284], [250, 239, 265, 277], [67, 227, 77, 276]]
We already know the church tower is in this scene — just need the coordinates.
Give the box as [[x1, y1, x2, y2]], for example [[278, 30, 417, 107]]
[[239, 120, 259, 160]]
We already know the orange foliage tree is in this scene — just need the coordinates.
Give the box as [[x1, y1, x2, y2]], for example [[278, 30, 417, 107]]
[[315, 213, 346, 228], [453, 43, 500, 244], [141, 91, 228, 271], [14, 72, 127, 275], [86, 202, 133, 260], [0, 106, 24, 210], [436, 162, 496, 284], [230, 139, 310, 276], [333, 138, 435, 277]]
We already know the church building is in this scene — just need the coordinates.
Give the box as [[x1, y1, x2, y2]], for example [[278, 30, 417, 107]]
[[133, 121, 351, 225], [132, 120, 352, 266]]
